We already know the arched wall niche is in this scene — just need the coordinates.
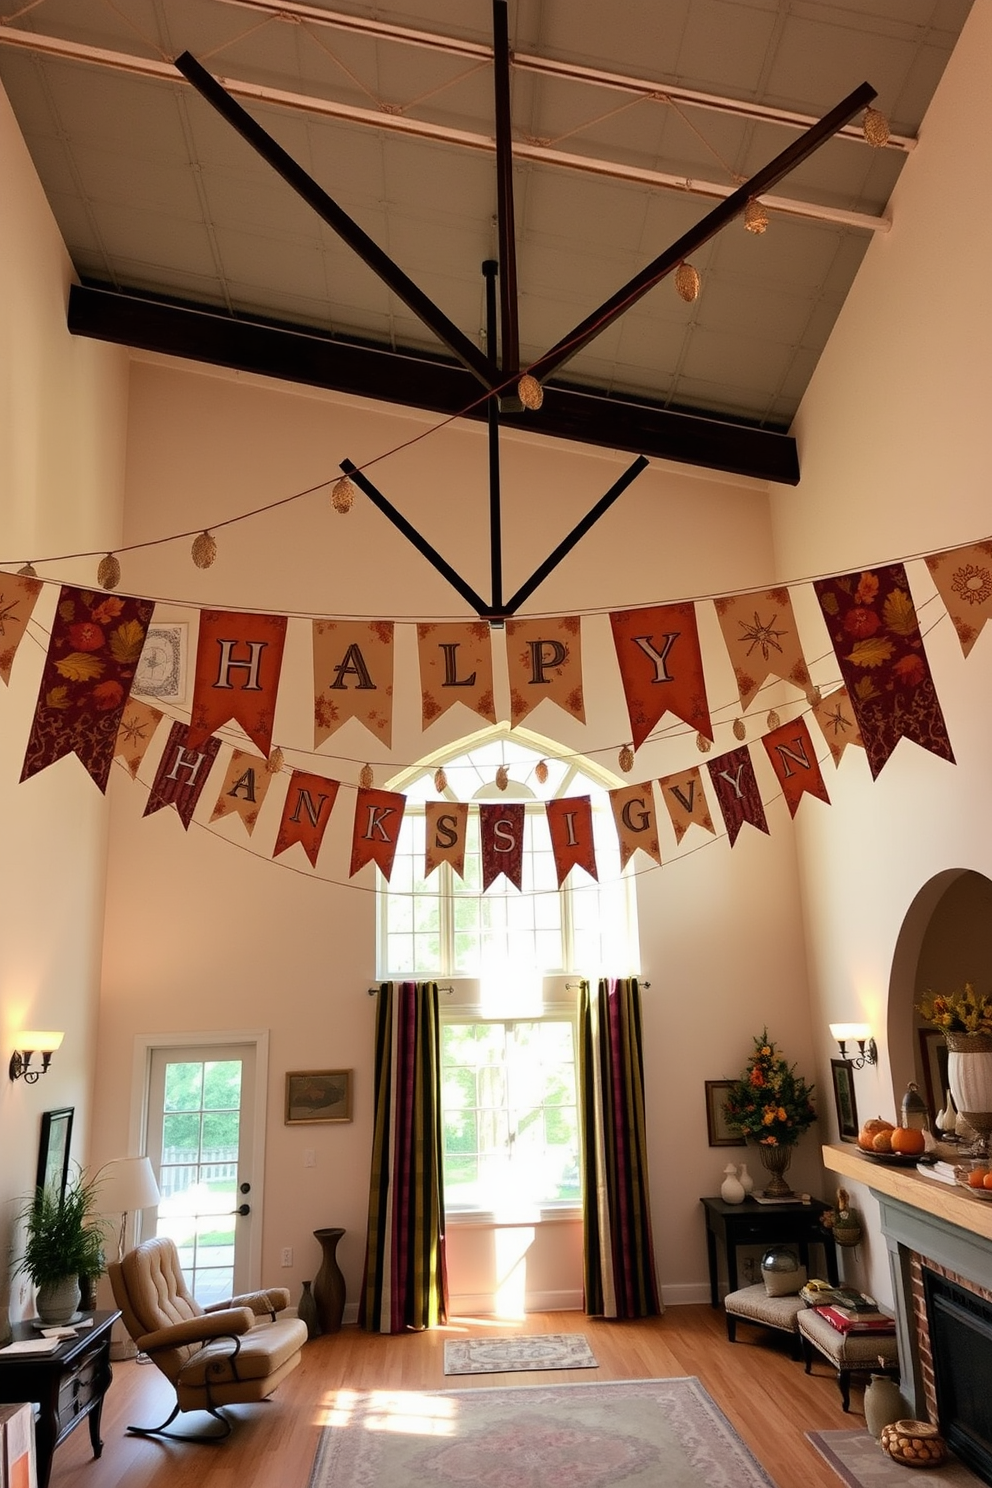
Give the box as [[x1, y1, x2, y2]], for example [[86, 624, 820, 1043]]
[[887, 869, 992, 1121]]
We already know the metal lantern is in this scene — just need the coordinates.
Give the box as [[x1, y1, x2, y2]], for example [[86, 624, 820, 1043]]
[[901, 1080, 930, 1132]]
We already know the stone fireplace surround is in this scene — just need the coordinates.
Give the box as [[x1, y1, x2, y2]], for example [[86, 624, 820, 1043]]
[[824, 1144, 992, 1484]]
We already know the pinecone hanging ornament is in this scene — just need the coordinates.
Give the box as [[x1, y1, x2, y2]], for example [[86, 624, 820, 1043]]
[[675, 262, 700, 302], [266, 747, 285, 775], [733, 718, 747, 741], [495, 765, 509, 791], [618, 744, 634, 773], [517, 374, 544, 410], [97, 553, 121, 590], [434, 767, 448, 793], [360, 763, 374, 789], [535, 760, 549, 785], [192, 531, 217, 569], [696, 732, 712, 753], [766, 709, 780, 731], [331, 476, 355, 514]]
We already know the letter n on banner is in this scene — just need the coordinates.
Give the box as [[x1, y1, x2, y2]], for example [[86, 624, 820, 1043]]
[[761, 717, 830, 818], [608, 784, 662, 870], [350, 788, 406, 879], [706, 746, 769, 847], [143, 721, 222, 829], [187, 610, 287, 758], [274, 771, 341, 868], [210, 748, 276, 836], [425, 801, 469, 880], [479, 802, 525, 891], [546, 796, 597, 887], [609, 603, 712, 751]]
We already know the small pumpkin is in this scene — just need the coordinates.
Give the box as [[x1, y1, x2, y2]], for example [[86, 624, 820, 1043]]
[[858, 1116, 894, 1152], [890, 1127, 926, 1156]]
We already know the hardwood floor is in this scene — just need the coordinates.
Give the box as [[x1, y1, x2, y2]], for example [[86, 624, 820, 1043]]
[[51, 1307, 861, 1488]]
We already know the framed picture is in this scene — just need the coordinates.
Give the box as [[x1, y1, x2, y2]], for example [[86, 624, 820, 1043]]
[[285, 1070, 353, 1124], [830, 1059, 859, 1142], [133, 622, 188, 703], [704, 1080, 745, 1147], [36, 1107, 74, 1196], [917, 1027, 949, 1123]]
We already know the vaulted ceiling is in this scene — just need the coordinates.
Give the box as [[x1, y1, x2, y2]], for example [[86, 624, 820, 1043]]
[[0, 0, 973, 481]]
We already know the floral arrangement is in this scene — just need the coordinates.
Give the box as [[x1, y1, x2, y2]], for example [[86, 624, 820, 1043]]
[[723, 1030, 816, 1147], [917, 984, 992, 1036]]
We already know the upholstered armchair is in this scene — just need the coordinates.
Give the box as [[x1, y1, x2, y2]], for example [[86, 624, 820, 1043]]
[[108, 1235, 309, 1440]]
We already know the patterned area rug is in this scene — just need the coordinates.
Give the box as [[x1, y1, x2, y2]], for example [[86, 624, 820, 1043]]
[[807, 1430, 984, 1486], [443, 1333, 597, 1375], [307, 1377, 777, 1488]]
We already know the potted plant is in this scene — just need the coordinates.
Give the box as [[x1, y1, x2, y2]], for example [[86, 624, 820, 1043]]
[[722, 1030, 817, 1196], [15, 1166, 107, 1325]]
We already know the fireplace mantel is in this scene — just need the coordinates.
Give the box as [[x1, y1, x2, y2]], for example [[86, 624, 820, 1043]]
[[822, 1143, 992, 1245]]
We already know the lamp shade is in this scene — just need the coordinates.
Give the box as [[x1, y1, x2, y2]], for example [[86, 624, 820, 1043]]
[[829, 1022, 871, 1043], [18, 1031, 64, 1052], [97, 1155, 160, 1215]]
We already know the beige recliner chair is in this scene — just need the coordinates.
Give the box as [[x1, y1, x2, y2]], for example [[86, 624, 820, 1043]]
[[108, 1235, 309, 1440]]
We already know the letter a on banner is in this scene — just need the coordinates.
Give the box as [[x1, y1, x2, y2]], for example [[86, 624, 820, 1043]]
[[274, 771, 341, 867], [425, 800, 469, 880], [210, 747, 277, 836], [706, 746, 769, 847], [608, 783, 662, 870], [143, 721, 222, 829], [417, 621, 497, 729], [350, 788, 406, 880], [187, 610, 287, 758], [610, 603, 712, 751], [761, 717, 830, 817], [505, 616, 585, 726], [0, 571, 43, 685], [546, 796, 598, 887], [479, 802, 525, 891], [313, 619, 394, 748]]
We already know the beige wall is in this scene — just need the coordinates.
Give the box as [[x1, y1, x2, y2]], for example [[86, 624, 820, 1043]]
[[0, 85, 129, 1321]]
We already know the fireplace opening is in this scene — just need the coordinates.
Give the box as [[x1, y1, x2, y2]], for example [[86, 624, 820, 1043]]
[[924, 1268, 992, 1484]]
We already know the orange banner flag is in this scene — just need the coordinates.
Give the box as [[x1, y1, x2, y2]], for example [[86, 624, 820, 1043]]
[[425, 800, 469, 880], [761, 716, 830, 818], [313, 619, 394, 748], [350, 787, 406, 880], [505, 616, 585, 726], [657, 767, 715, 844], [210, 748, 277, 836], [811, 686, 865, 766], [714, 587, 815, 710], [273, 770, 341, 868], [0, 572, 43, 685], [114, 698, 163, 780], [925, 541, 992, 657], [188, 610, 287, 758], [610, 603, 712, 751], [546, 796, 598, 887], [417, 621, 497, 730], [608, 783, 662, 870], [143, 721, 222, 829]]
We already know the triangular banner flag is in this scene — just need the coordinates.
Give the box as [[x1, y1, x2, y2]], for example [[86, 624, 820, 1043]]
[[505, 616, 585, 726], [479, 802, 525, 890], [761, 716, 830, 817], [417, 621, 497, 729], [658, 767, 715, 844], [210, 747, 276, 836], [811, 686, 864, 766], [546, 796, 598, 887], [350, 787, 406, 880], [188, 610, 287, 757], [143, 721, 222, 829], [610, 603, 712, 750], [0, 572, 43, 685], [714, 586, 815, 710], [425, 800, 469, 880], [313, 619, 394, 748], [21, 587, 155, 792], [274, 770, 341, 868], [114, 698, 163, 780], [925, 541, 992, 657], [608, 783, 662, 870], [707, 746, 769, 846], [814, 564, 954, 779]]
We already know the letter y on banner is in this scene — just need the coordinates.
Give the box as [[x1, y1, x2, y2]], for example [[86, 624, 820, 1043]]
[[188, 610, 287, 758], [706, 745, 769, 847], [610, 603, 712, 750]]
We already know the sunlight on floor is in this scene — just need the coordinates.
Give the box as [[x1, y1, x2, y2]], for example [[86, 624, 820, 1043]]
[[320, 1388, 459, 1436]]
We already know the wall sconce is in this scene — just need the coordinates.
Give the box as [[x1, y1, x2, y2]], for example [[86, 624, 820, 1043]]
[[8, 1031, 64, 1083], [830, 1022, 877, 1070]]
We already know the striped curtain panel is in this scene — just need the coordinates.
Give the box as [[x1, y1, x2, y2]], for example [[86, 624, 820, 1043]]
[[360, 980, 448, 1333], [579, 976, 662, 1319]]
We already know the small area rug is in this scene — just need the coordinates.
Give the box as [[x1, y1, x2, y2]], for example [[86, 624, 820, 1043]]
[[307, 1376, 776, 1488], [807, 1431, 984, 1486], [443, 1333, 597, 1375]]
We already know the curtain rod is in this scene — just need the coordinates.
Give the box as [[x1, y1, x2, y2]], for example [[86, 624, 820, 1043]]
[[367, 980, 650, 994]]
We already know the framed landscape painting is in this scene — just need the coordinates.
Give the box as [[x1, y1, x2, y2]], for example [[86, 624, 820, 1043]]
[[285, 1070, 353, 1124]]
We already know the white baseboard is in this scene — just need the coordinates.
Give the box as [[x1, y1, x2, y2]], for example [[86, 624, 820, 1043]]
[[659, 1282, 712, 1306], [447, 1289, 583, 1316]]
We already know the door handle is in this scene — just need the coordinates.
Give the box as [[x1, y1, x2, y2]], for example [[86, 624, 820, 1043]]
[[230, 1204, 250, 1216]]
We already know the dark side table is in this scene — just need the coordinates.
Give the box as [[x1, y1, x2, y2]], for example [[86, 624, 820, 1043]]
[[700, 1196, 838, 1307], [0, 1308, 120, 1488]]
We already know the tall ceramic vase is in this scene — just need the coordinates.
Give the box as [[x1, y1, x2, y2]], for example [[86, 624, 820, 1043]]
[[754, 1141, 794, 1199], [312, 1227, 346, 1334], [946, 1032, 992, 1158]]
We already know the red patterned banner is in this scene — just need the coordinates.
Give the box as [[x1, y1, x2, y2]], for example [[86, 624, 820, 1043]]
[[22, 587, 155, 792], [608, 783, 661, 870], [479, 802, 525, 891], [505, 616, 585, 726], [417, 621, 496, 730], [814, 564, 954, 779], [657, 767, 715, 844], [546, 796, 598, 887], [143, 721, 222, 829], [714, 587, 814, 710], [114, 699, 164, 780], [210, 748, 277, 836], [925, 542, 992, 657], [188, 610, 287, 758], [761, 717, 830, 818], [425, 800, 469, 880], [313, 619, 394, 748], [812, 686, 864, 766], [0, 572, 43, 685], [610, 603, 712, 751], [273, 770, 341, 868], [706, 746, 769, 846], [350, 787, 406, 880]]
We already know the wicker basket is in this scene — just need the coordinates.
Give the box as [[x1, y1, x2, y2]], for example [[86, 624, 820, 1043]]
[[879, 1420, 946, 1468]]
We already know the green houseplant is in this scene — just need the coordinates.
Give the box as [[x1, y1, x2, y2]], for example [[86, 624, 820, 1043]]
[[15, 1167, 107, 1325]]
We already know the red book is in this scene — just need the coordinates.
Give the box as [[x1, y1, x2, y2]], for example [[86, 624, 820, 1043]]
[[814, 1304, 896, 1334]]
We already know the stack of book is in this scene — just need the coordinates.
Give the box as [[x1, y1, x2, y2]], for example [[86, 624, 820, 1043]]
[[813, 1293, 896, 1335]]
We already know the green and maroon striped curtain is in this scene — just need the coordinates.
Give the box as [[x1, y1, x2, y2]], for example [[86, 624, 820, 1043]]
[[360, 981, 448, 1333], [579, 976, 662, 1318]]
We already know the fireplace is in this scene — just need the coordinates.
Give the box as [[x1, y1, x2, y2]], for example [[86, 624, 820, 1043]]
[[925, 1269, 992, 1483]]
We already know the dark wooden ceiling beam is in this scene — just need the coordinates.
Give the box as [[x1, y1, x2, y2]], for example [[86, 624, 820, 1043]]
[[67, 283, 800, 485], [492, 0, 519, 381]]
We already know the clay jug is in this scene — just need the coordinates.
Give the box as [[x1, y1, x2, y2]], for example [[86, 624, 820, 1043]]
[[864, 1373, 906, 1438], [721, 1164, 746, 1204]]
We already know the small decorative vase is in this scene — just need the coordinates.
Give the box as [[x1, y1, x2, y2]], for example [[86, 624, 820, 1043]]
[[36, 1275, 81, 1326], [946, 1032, 992, 1158], [297, 1280, 321, 1339], [721, 1164, 746, 1204], [312, 1227, 346, 1334], [864, 1373, 905, 1438], [737, 1163, 754, 1195], [754, 1141, 794, 1198]]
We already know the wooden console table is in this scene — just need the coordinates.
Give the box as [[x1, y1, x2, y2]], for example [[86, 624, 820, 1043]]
[[0, 1309, 119, 1488], [700, 1196, 838, 1306]]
